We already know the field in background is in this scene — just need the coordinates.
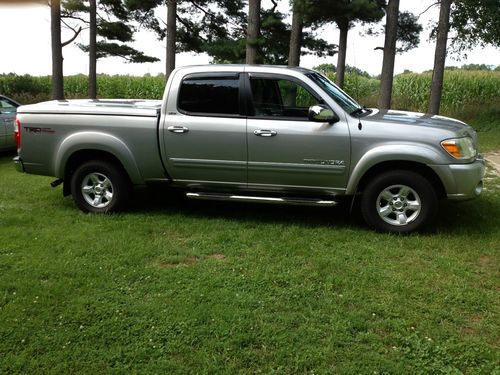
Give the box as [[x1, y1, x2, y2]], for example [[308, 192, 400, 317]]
[[1, 69, 499, 114]]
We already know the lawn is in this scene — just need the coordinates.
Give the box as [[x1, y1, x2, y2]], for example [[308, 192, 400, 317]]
[[0, 119, 499, 373]]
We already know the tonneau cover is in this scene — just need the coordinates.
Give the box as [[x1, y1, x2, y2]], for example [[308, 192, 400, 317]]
[[17, 99, 162, 117]]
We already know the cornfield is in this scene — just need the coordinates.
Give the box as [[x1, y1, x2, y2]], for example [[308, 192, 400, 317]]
[[1, 70, 498, 115]]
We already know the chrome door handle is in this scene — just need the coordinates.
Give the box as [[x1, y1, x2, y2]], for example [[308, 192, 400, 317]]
[[254, 129, 277, 137], [167, 126, 189, 133]]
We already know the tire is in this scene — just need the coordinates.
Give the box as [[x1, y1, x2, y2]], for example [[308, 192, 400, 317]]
[[70, 160, 131, 213], [360, 170, 438, 233]]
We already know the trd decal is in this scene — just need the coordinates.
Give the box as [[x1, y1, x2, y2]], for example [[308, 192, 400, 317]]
[[23, 127, 55, 134]]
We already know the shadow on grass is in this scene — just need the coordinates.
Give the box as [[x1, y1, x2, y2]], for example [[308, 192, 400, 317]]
[[128, 187, 361, 231], [126, 186, 499, 235]]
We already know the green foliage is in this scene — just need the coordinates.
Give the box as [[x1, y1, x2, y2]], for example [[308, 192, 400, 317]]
[[395, 11, 423, 53], [79, 42, 160, 63], [460, 63, 495, 71], [314, 64, 372, 78], [311, 0, 386, 29], [365, 10, 423, 53], [450, 0, 500, 54], [62, 0, 158, 63]]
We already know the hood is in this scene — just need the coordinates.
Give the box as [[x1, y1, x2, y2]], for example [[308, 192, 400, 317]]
[[364, 109, 475, 138]]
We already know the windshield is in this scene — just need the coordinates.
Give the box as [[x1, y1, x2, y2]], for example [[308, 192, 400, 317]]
[[305, 72, 362, 115]]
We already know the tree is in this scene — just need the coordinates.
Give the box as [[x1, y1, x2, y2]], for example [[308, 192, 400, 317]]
[[89, 0, 96, 98], [377, 0, 399, 110], [62, 0, 159, 98], [288, 0, 306, 67], [311, 0, 385, 88], [175, 1, 334, 65], [428, 0, 452, 115], [166, 0, 176, 79], [246, 0, 261, 64], [51, 0, 64, 100]]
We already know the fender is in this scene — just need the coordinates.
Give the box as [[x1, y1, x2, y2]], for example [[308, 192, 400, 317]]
[[346, 143, 447, 195], [54, 131, 143, 184]]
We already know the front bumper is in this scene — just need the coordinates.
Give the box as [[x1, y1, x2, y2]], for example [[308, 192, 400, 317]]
[[13, 156, 24, 173], [430, 155, 485, 201]]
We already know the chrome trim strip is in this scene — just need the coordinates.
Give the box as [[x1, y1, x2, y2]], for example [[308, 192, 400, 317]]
[[186, 192, 337, 206], [170, 158, 246, 169], [248, 161, 346, 174]]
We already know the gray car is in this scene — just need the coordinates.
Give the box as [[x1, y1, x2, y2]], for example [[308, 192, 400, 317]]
[[0, 95, 20, 151]]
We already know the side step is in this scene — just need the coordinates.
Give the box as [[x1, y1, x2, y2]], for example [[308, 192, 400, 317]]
[[186, 192, 337, 207]]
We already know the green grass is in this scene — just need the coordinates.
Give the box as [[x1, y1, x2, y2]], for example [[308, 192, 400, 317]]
[[0, 144, 499, 373]]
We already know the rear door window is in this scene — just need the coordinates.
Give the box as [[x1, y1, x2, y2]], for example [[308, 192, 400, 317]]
[[178, 76, 240, 116]]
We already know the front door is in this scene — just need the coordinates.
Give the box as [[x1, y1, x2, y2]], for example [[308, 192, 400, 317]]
[[162, 73, 247, 187], [246, 74, 350, 193]]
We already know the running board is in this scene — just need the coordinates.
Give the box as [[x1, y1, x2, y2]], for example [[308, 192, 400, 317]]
[[186, 192, 337, 206]]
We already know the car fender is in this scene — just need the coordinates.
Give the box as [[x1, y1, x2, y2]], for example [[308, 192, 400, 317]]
[[54, 131, 143, 184], [346, 143, 447, 195]]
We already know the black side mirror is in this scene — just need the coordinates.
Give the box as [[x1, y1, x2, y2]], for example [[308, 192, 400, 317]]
[[308, 104, 340, 124]]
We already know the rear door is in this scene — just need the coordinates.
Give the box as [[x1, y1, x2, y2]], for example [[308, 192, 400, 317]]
[[246, 74, 351, 192], [162, 73, 247, 187], [0, 98, 18, 149]]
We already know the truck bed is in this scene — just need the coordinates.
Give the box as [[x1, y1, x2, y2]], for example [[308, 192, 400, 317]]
[[18, 99, 162, 117]]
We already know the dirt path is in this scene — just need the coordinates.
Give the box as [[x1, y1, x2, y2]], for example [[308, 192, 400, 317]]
[[484, 151, 500, 177]]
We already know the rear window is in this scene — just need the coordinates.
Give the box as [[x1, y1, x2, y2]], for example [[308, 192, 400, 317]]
[[178, 76, 240, 115]]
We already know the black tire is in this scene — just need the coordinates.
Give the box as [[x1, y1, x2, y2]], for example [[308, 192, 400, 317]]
[[360, 170, 438, 233], [70, 160, 131, 213]]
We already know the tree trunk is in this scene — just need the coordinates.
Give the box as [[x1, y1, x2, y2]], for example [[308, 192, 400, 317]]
[[335, 19, 348, 88], [50, 0, 64, 100], [246, 0, 261, 64], [428, 0, 452, 115], [377, 0, 399, 110], [288, 2, 303, 67], [89, 0, 97, 99], [166, 0, 177, 80]]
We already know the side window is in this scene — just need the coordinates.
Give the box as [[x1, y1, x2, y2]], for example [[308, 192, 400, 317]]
[[178, 76, 240, 116], [250, 77, 321, 119], [0, 99, 17, 113]]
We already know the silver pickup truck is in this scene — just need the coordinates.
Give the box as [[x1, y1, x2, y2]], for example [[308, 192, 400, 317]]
[[13, 65, 485, 232]]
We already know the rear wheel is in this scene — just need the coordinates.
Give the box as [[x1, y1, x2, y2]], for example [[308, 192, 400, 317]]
[[360, 170, 438, 233], [70, 160, 131, 213]]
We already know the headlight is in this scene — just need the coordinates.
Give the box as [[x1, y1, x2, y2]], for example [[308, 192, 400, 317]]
[[440, 137, 476, 159]]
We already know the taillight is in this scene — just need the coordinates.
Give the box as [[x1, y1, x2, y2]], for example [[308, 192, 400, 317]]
[[14, 118, 21, 150]]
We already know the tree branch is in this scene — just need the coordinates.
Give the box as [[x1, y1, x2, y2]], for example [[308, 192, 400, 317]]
[[418, 2, 440, 19], [175, 14, 208, 43], [62, 25, 83, 47], [61, 13, 88, 23], [270, 0, 278, 12]]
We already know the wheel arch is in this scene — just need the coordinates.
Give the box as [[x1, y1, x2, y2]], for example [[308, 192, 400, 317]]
[[62, 149, 132, 197], [352, 160, 447, 200]]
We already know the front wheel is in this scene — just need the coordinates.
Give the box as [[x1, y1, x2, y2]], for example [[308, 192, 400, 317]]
[[360, 170, 438, 233], [70, 160, 131, 213]]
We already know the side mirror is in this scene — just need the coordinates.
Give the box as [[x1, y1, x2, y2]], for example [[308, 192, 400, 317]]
[[308, 104, 339, 124]]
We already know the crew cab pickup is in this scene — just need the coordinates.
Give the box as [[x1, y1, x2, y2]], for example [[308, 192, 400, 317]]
[[13, 65, 485, 232]]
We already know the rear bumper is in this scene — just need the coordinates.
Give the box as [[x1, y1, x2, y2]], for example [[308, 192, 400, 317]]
[[13, 156, 24, 173], [430, 155, 485, 201]]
